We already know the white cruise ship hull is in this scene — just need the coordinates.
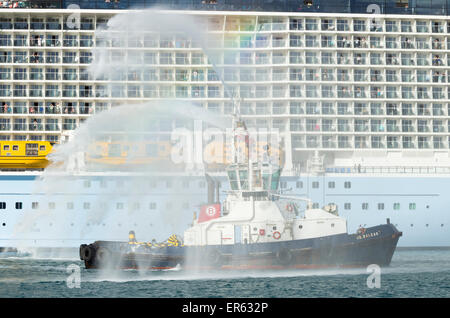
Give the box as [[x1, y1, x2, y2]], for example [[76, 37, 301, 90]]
[[0, 173, 448, 249]]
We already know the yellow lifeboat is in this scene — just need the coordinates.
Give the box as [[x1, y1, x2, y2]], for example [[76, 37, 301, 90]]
[[0, 141, 53, 170], [85, 141, 172, 166]]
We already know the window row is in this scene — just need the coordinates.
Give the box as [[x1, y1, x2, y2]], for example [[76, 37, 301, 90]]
[[343, 202, 419, 211], [3, 84, 450, 99], [1, 16, 450, 34], [0, 201, 190, 211], [290, 134, 450, 149]]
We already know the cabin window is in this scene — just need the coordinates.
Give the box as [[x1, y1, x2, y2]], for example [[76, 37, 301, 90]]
[[312, 202, 319, 208], [312, 181, 319, 188], [344, 203, 351, 210], [39, 145, 45, 151], [378, 203, 385, 210], [253, 170, 262, 188], [83, 202, 90, 210], [15, 202, 22, 209], [280, 181, 287, 188], [26, 143, 38, 156], [271, 169, 281, 190], [394, 203, 400, 210], [32, 202, 39, 209], [12, 145, 18, 151], [3, 145, 9, 151], [344, 181, 351, 188], [409, 203, 416, 210], [362, 203, 369, 210], [116, 202, 124, 210], [328, 181, 335, 188], [0, 202, 6, 209], [239, 170, 249, 190], [296, 181, 303, 188], [67, 202, 74, 210], [149, 202, 156, 210], [48, 202, 55, 209], [228, 170, 239, 190]]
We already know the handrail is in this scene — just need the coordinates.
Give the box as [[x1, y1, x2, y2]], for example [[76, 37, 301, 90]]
[[325, 165, 450, 174]]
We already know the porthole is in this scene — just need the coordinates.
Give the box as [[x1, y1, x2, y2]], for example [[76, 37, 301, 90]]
[[2, 223, 5, 226]]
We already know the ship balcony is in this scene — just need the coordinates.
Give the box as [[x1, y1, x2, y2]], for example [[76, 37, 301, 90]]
[[11, 106, 26, 114], [45, 107, 61, 115], [30, 22, 45, 30], [272, 39, 286, 48], [29, 123, 44, 131], [402, 126, 415, 132], [45, 40, 61, 47], [0, 22, 12, 29], [417, 124, 431, 133], [433, 126, 445, 133], [387, 125, 400, 132], [387, 142, 399, 149], [418, 142, 430, 149], [45, 124, 60, 132], [45, 57, 60, 64]]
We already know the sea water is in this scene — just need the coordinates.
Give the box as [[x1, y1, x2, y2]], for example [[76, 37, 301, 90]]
[[0, 248, 449, 298]]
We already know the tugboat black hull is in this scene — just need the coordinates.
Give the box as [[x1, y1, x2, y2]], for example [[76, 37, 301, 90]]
[[80, 223, 402, 270]]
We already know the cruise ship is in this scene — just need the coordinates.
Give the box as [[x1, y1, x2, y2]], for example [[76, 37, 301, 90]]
[[0, 0, 449, 252]]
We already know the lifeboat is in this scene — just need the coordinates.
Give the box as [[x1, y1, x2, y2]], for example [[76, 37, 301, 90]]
[[0, 140, 53, 170]]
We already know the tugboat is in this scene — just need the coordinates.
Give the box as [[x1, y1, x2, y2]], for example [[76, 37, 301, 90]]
[[80, 115, 402, 270]]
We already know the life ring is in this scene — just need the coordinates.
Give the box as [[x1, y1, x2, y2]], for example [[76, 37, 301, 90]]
[[286, 204, 293, 212], [273, 231, 281, 240]]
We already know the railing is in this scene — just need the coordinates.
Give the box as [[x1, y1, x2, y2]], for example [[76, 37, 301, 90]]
[[325, 166, 450, 174]]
